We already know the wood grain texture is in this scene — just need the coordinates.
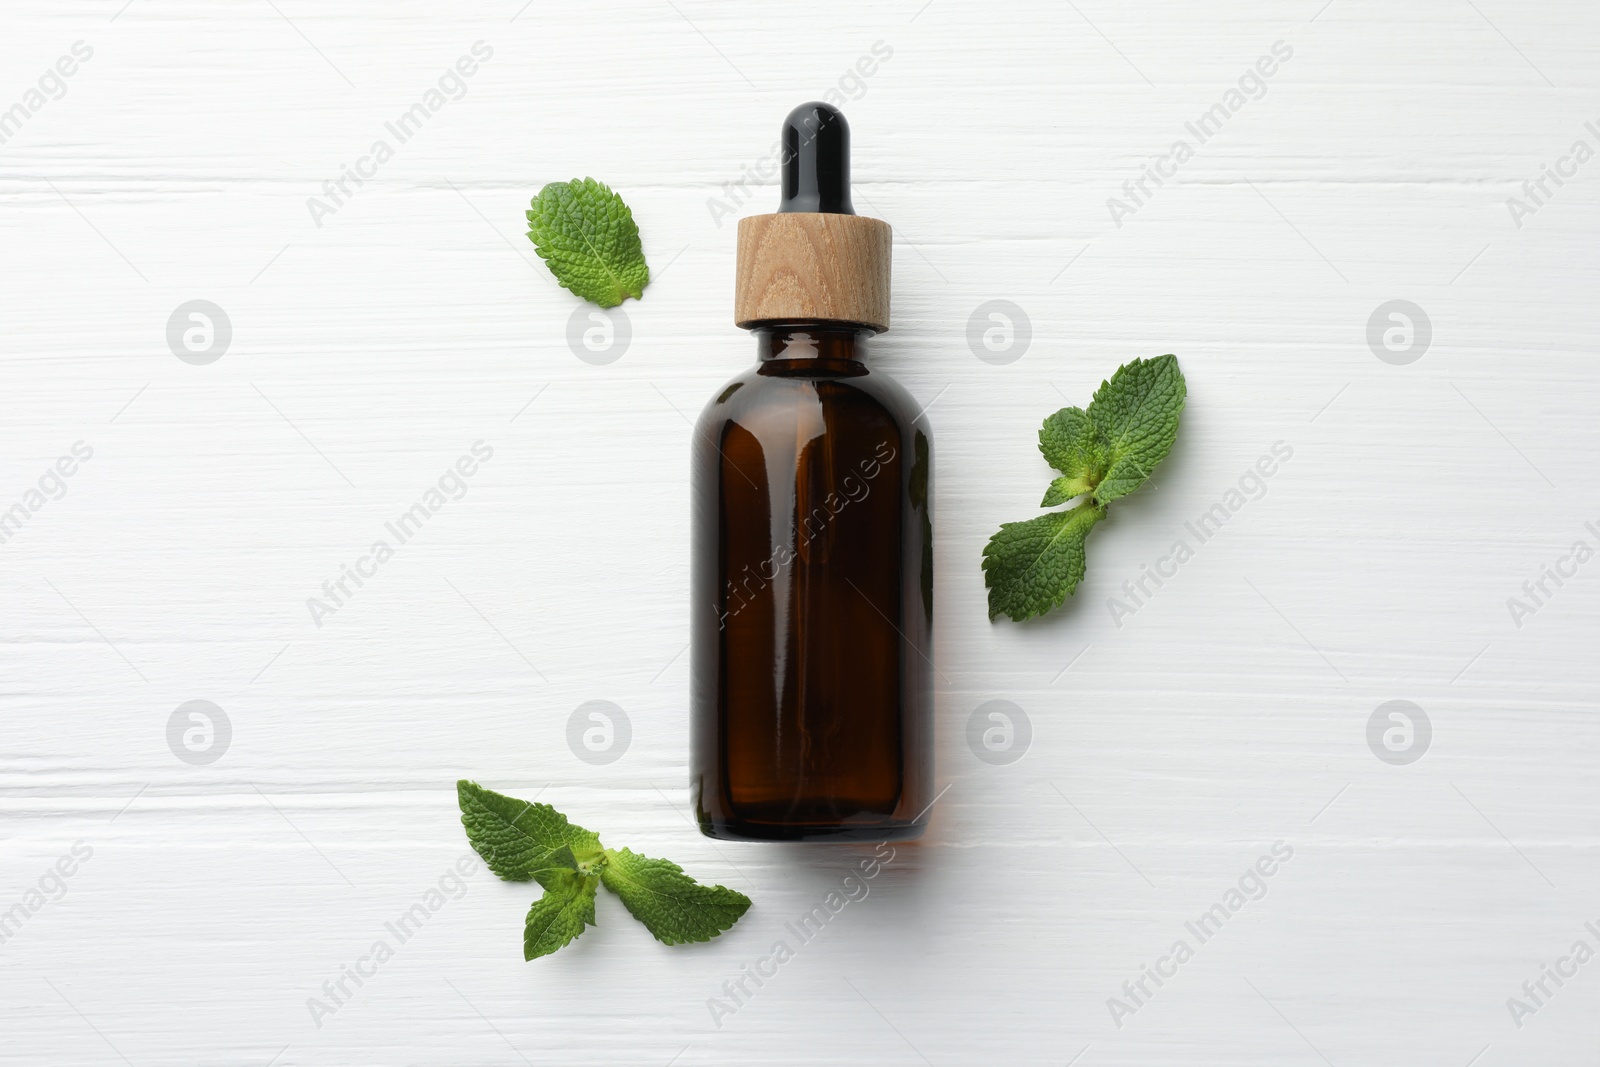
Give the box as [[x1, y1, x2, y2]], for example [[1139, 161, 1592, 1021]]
[[734, 213, 892, 330], [1, 0, 1598, 1064]]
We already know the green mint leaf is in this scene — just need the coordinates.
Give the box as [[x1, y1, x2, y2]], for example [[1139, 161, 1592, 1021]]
[[982, 502, 1106, 621], [599, 847, 752, 946], [457, 780, 598, 889], [1084, 354, 1185, 505], [523, 870, 599, 961], [1041, 476, 1084, 508], [1038, 406, 1103, 504], [457, 783, 754, 960], [525, 177, 649, 308], [985, 355, 1185, 623]]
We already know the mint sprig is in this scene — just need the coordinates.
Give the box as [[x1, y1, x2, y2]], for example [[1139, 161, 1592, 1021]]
[[525, 178, 649, 308], [458, 780, 750, 959], [983, 355, 1186, 622]]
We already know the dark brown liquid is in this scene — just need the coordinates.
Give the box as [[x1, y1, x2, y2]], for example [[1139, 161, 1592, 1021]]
[[691, 324, 933, 841]]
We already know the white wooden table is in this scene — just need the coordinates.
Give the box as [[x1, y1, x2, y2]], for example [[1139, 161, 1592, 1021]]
[[3, 1, 1597, 1063]]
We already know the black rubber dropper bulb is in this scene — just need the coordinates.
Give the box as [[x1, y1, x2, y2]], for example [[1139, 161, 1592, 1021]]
[[777, 102, 855, 215]]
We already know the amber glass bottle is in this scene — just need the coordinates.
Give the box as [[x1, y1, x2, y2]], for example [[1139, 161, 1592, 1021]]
[[690, 104, 933, 841]]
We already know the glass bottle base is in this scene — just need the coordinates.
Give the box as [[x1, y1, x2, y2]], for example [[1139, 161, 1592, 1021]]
[[697, 815, 927, 843]]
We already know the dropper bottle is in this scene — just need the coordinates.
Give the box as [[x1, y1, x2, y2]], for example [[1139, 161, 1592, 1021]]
[[690, 102, 934, 842]]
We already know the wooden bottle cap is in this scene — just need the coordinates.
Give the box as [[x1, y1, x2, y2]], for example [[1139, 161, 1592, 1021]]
[[734, 212, 892, 333], [735, 104, 892, 332]]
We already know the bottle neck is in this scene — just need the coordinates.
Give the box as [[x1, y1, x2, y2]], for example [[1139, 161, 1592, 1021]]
[[753, 323, 869, 364]]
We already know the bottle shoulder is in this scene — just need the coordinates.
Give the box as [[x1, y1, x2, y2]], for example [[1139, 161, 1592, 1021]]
[[695, 361, 930, 441]]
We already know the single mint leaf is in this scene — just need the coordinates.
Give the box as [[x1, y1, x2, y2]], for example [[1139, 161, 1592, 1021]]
[[982, 503, 1106, 621], [457, 780, 598, 889], [1042, 476, 1085, 508], [1084, 354, 1185, 505], [523, 870, 599, 961], [525, 177, 649, 308], [599, 847, 751, 946], [1038, 406, 1103, 504]]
